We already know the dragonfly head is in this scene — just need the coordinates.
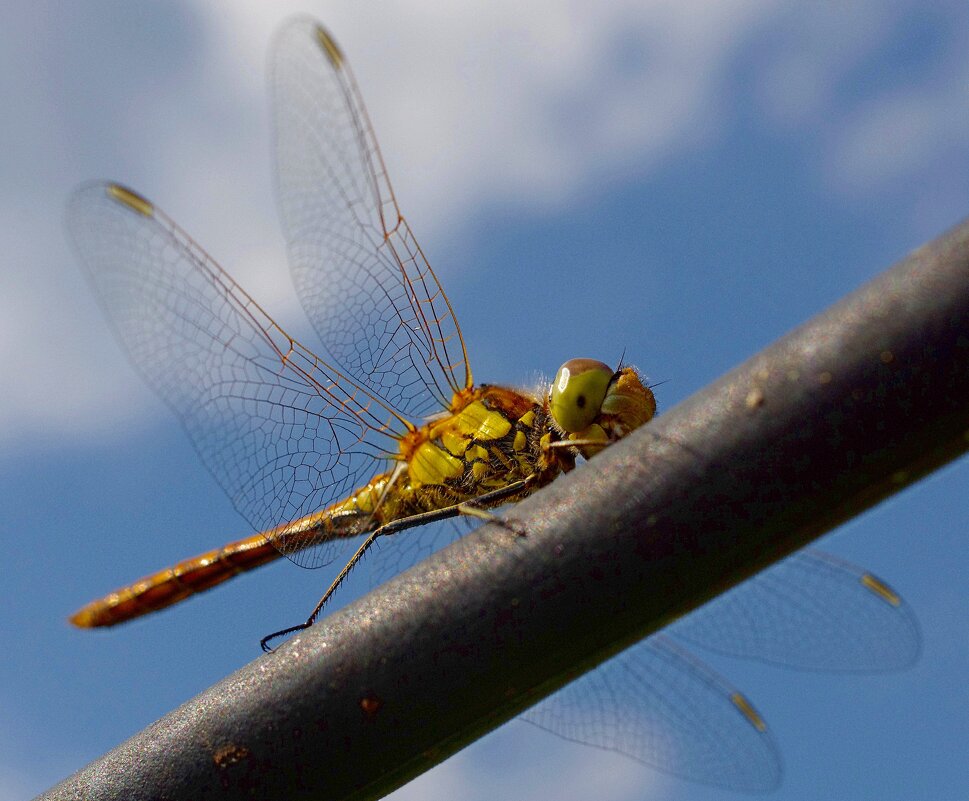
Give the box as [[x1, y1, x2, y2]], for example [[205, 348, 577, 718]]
[[549, 359, 656, 457]]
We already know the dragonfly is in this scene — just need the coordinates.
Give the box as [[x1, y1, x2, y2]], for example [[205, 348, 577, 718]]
[[66, 18, 920, 791]]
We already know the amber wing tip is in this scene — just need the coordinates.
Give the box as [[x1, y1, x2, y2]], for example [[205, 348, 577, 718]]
[[314, 24, 344, 68], [106, 183, 154, 217]]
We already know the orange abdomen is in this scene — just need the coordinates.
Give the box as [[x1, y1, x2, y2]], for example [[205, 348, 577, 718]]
[[69, 531, 286, 628], [68, 475, 392, 628]]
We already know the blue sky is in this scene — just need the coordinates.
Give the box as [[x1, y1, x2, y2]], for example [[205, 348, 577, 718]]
[[2, 2, 967, 799]]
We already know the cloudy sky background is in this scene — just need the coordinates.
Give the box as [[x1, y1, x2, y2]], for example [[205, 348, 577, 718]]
[[2, 2, 967, 799]]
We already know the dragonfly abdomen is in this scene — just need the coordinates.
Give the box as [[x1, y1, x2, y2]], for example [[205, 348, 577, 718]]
[[69, 488, 388, 628], [69, 532, 281, 628]]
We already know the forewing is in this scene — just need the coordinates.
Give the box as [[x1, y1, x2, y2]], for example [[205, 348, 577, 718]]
[[272, 18, 471, 418], [667, 549, 921, 671], [67, 182, 405, 569], [523, 635, 781, 791]]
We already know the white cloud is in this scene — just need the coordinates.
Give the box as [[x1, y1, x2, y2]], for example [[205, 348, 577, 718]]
[[826, 53, 969, 193], [385, 723, 660, 801], [4, 1, 969, 444], [754, 0, 895, 128], [752, 3, 969, 202], [4, 0, 779, 444]]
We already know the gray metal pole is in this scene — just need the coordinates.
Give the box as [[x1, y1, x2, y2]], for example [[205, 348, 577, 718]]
[[38, 218, 969, 801]]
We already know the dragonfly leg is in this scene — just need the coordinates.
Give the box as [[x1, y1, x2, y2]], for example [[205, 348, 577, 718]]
[[456, 500, 527, 536], [457, 472, 540, 536], [260, 476, 538, 652], [258, 620, 314, 652], [260, 526, 383, 652]]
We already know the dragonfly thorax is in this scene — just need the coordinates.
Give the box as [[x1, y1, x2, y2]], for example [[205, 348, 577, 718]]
[[379, 385, 567, 515]]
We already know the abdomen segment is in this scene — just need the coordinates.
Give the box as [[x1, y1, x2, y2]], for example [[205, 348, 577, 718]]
[[69, 531, 284, 628]]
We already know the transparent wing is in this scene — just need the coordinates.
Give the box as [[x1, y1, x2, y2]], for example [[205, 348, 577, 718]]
[[523, 635, 781, 792], [271, 18, 471, 419], [386, 539, 915, 786], [667, 549, 921, 671], [67, 182, 407, 569]]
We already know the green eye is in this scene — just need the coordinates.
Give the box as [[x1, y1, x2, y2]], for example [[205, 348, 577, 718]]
[[549, 359, 613, 433]]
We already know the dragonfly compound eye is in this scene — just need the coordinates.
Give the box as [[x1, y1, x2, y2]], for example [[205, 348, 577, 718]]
[[549, 359, 614, 433]]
